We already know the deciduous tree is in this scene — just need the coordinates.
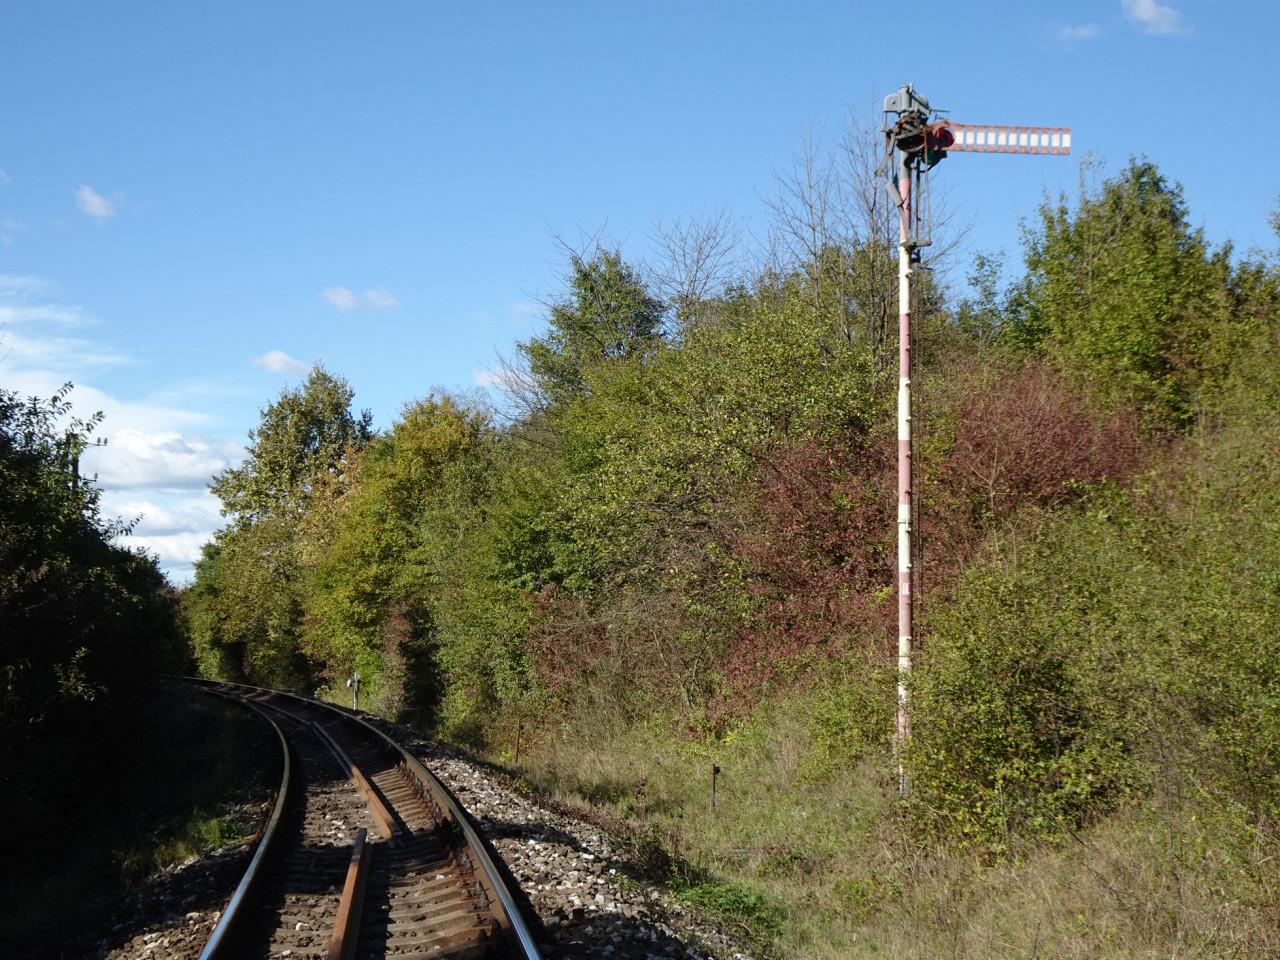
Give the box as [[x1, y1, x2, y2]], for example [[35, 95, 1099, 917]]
[[517, 249, 666, 411], [1010, 158, 1231, 423]]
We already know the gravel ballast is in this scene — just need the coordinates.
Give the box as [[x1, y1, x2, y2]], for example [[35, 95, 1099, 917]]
[[84, 711, 755, 960]]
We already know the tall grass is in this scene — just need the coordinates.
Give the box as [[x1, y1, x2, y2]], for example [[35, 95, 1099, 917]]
[[510, 676, 1279, 958]]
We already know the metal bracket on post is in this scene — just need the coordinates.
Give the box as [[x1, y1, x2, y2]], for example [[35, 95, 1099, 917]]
[[884, 83, 948, 259]]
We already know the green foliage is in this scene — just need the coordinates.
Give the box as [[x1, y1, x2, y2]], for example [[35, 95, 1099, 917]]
[[907, 532, 1144, 849], [520, 272, 881, 718], [189, 366, 371, 689], [304, 394, 506, 717], [953, 251, 1012, 344], [0, 385, 181, 739], [675, 878, 787, 937], [518, 248, 666, 409], [909, 403, 1280, 849], [0, 384, 183, 910], [211, 365, 372, 526], [795, 656, 896, 781], [1010, 158, 1232, 423], [185, 525, 310, 688]]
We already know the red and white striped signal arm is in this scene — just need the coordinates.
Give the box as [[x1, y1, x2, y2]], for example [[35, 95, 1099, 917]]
[[929, 121, 1070, 155]]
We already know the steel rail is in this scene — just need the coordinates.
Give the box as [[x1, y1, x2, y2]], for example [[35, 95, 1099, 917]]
[[327, 827, 371, 960], [182, 677, 543, 960], [309, 719, 403, 842], [194, 695, 294, 960], [340, 708, 543, 960]]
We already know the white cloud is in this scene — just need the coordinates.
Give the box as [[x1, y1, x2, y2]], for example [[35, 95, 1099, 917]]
[[320, 285, 399, 311], [253, 349, 309, 376], [474, 365, 534, 392], [1058, 23, 1100, 43], [1122, 0, 1187, 35], [0, 273, 54, 298], [124, 531, 212, 584], [97, 490, 228, 584], [75, 183, 118, 222], [105, 494, 223, 535], [0, 302, 93, 327], [0, 169, 10, 185], [0, 329, 130, 375], [1, 276, 242, 583], [508, 301, 540, 322], [320, 285, 360, 310], [0, 279, 126, 378], [362, 288, 399, 309], [95, 428, 244, 491]]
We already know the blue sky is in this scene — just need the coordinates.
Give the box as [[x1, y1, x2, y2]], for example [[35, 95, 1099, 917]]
[[2, 1, 1276, 582]]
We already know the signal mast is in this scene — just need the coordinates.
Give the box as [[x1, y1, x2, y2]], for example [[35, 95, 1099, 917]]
[[882, 84, 1069, 788]]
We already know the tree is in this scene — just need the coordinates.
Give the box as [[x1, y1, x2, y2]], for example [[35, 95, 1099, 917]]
[[517, 249, 666, 410], [512, 276, 881, 720], [1010, 158, 1231, 424], [302, 395, 496, 712], [763, 115, 963, 374], [1, 384, 181, 830], [192, 366, 371, 689], [646, 206, 745, 332], [210, 365, 372, 526]]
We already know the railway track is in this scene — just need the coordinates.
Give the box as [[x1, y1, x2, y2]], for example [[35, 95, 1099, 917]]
[[186, 679, 541, 960]]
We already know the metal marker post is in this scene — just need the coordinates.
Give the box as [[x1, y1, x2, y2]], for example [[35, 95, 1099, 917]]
[[346, 671, 361, 710]]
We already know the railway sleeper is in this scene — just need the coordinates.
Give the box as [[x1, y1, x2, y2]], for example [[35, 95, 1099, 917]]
[[357, 919, 500, 955], [360, 905, 489, 934]]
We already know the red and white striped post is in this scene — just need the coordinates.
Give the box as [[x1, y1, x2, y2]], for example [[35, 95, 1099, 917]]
[[895, 154, 913, 786]]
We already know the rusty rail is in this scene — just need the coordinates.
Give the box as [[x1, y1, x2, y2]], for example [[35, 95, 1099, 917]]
[[378, 720, 541, 958], [310, 719, 403, 842], [327, 827, 371, 960]]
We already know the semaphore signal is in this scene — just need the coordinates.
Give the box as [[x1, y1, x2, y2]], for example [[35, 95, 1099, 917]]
[[935, 123, 1071, 155], [881, 83, 1070, 792]]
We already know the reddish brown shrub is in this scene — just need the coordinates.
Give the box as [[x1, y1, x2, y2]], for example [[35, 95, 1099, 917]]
[[714, 356, 1146, 720], [715, 434, 897, 716], [936, 357, 1143, 520]]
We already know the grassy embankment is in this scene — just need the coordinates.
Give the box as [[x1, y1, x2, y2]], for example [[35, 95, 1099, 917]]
[[492, 375, 1280, 960]]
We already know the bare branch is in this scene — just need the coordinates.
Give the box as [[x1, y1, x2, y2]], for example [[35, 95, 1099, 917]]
[[645, 206, 746, 332]]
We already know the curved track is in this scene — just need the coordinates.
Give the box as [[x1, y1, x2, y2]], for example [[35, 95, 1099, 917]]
[[187, 679, 541, 960]]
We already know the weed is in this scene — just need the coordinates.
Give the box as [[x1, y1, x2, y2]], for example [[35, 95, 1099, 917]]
[[674, 879, 786, 936]]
